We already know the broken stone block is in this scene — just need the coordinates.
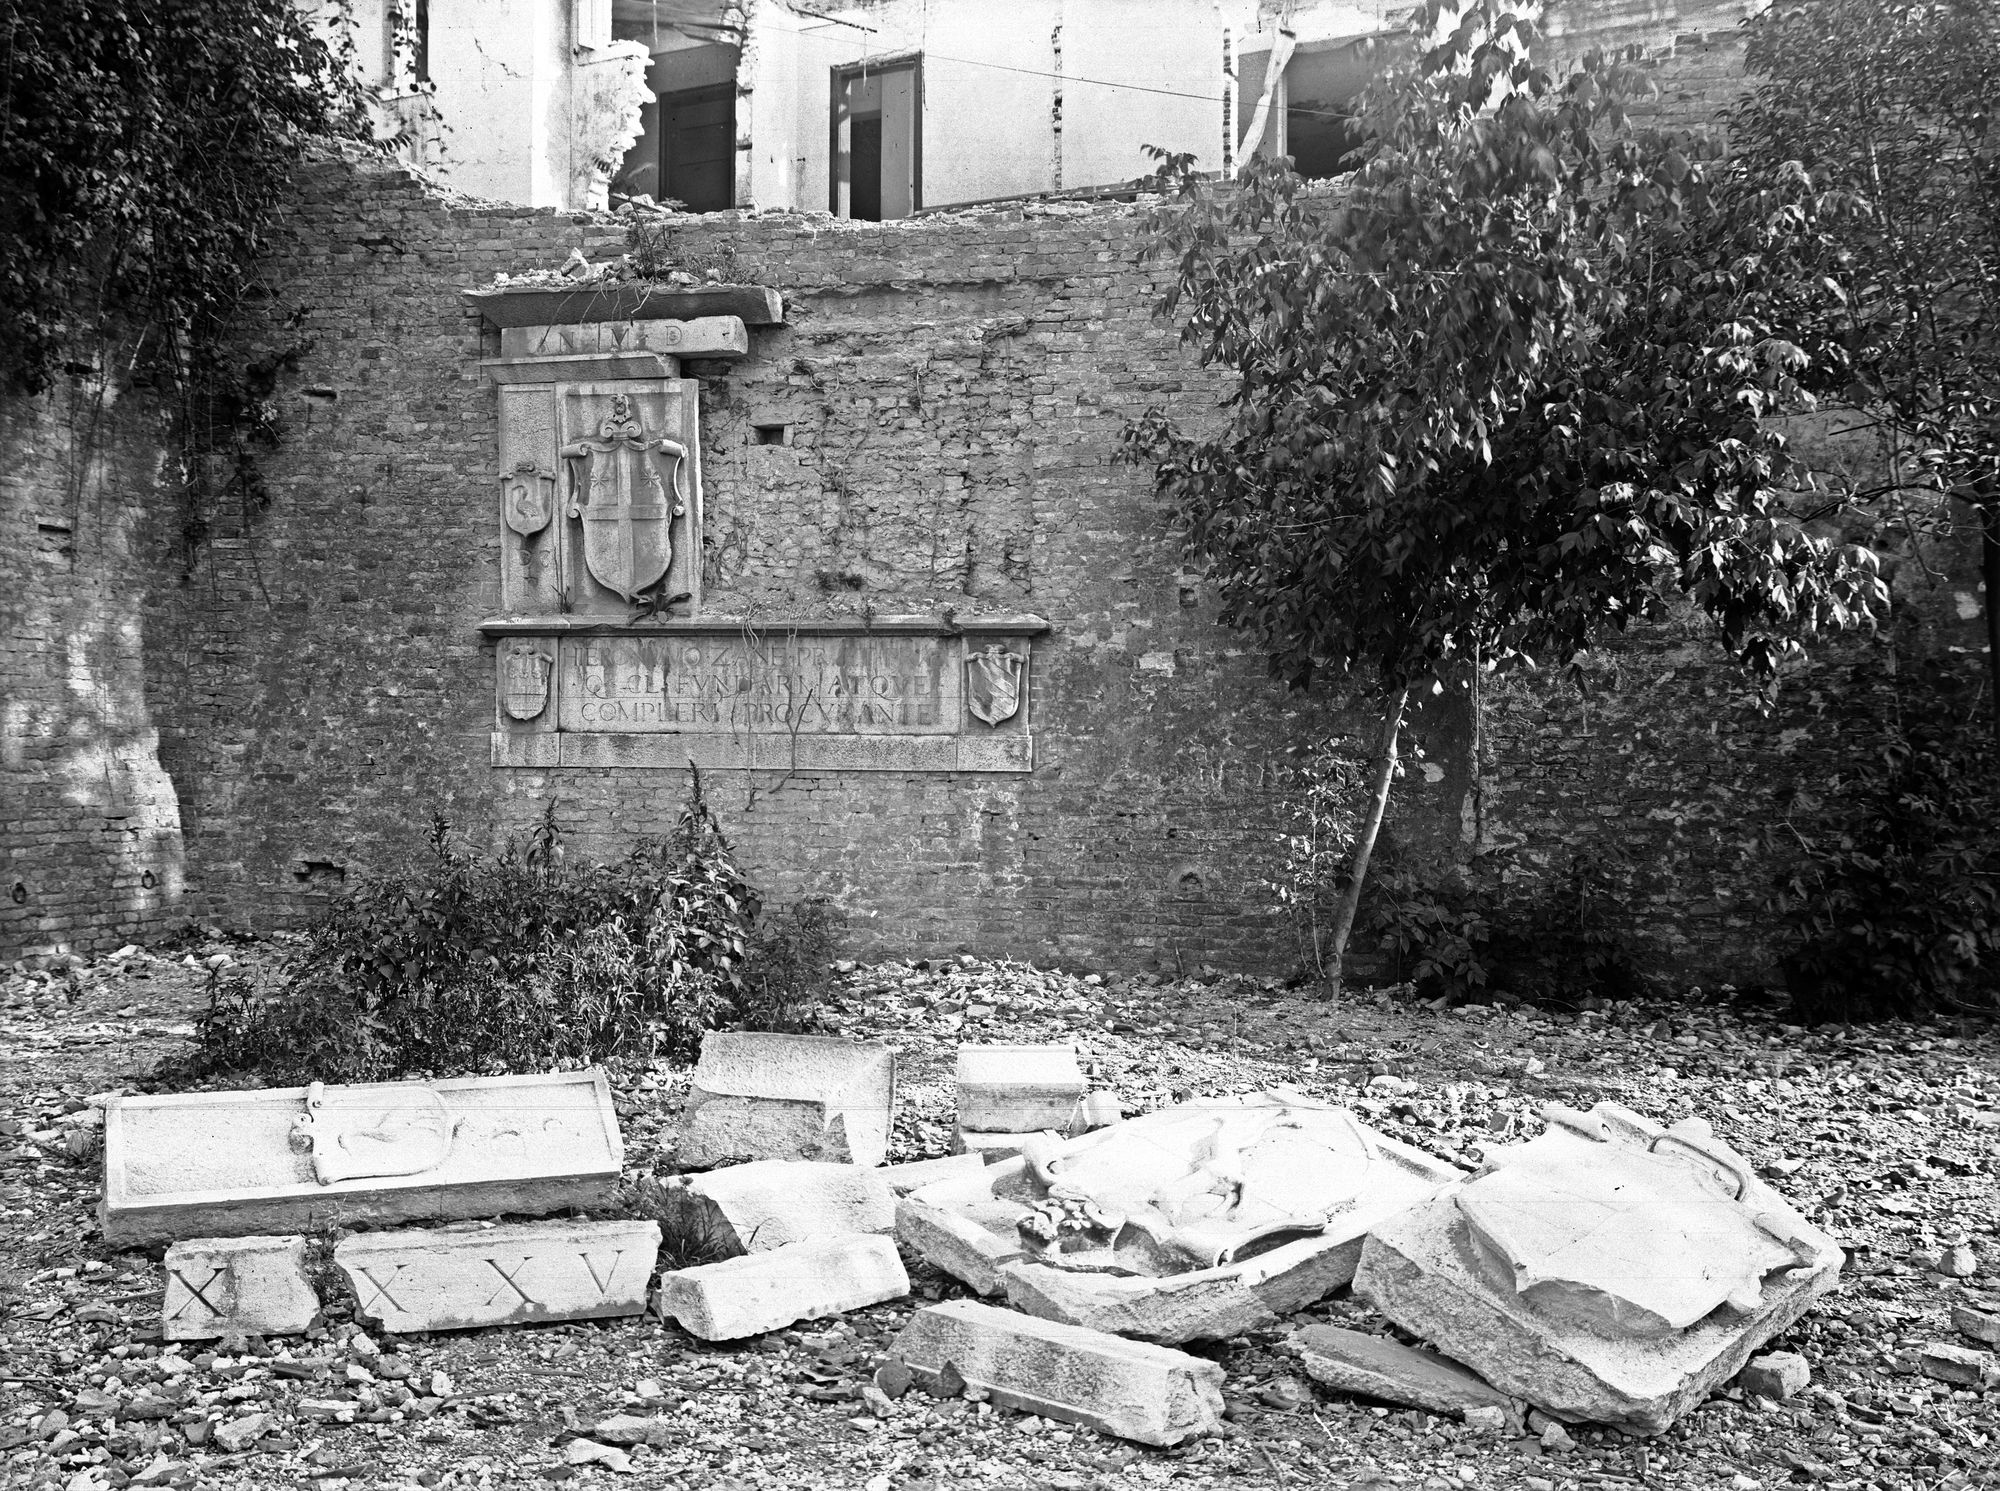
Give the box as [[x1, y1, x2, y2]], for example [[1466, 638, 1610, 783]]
[[904, 1093, 1461, 1342], [654, 1233, 909, 1341], [677, 1032, 895, 1170], [101, 1069, 624, 1247], [1739, 1351, 1811, 1399], [667, 1160, 895, 1255], [956, 1044, 1088, 1132], [334, 1218, 659, 1333], [1917, 1341, 1996, 1387], [1952, 1304, 2000, 1345], [889, 1298, 1223, 1447], [880, 1153, 988, 1196], [952, 1127, 1055, 1164], [161, 1236, 319, 1341], [1285, 1325, 1514, 1418], [1354, 1101, 1843, 1434]]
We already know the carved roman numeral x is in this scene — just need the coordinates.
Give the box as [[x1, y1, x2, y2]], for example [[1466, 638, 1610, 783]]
[[579, 1250, 623, 1294], [166, 1264, 228, 1320], [482, 1257, 537, 1308], [353, 1263, 410, 1315]]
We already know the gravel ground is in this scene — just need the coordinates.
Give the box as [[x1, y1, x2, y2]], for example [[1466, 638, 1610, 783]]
[[2, 938, 1997, 1491]]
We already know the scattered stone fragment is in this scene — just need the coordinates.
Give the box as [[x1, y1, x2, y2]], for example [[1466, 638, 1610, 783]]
[[1285, 1325, 1514, 1417], [563, 1438, 633, 1473], [1930, 1243, 1980, 1279], [334, 1218, 659, 1332], [1077, 1092, 1127, 1131], [586, 1414, 671, 1448], [873, 1360, 913, 1399], [655, 1233, 909, 1341], [677, 1032, 896, 1169], [879, 1153, 988, 1195], [1952, 1303, 2000, 1345], [668, 1160, 895, 1254], [1463, 1404, 1508, 1434], [888, 1298, 1225, 1447], [161, 1235, 319, 1341], [1917, 1341, 1997, 1387], [212, 1413, 271, 1453], [1540, 1419, 1577, 1452], [1354, 1101, 1842, 1434], [956, 1044, 1088, 1132], [1739, 1351, 1811, 1399], [100, 1069, 624, 1245]]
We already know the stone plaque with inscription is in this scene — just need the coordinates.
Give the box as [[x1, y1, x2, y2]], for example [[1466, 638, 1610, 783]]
[[101, 1070, 624, 1247], [336, 1218, 660, 1333]]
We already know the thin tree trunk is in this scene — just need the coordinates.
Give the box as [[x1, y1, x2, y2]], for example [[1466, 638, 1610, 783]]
[[1321, 685, 1411, 995], [1984, 505, 2000, 749]]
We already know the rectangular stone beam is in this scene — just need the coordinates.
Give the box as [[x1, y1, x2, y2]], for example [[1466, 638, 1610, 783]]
[[463, 284, 783, 328], [335, 1219, 660, 1333], [499, 318, 751, 359]]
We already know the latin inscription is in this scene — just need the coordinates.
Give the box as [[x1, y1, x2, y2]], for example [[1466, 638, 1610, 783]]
[[558, 636, 959, 735]]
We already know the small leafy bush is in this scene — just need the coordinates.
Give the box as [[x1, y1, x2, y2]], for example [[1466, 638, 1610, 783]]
[[737, 898, 841, 1034], [192, 772, 826, 1082], [1771, 723, 2000, 1022]]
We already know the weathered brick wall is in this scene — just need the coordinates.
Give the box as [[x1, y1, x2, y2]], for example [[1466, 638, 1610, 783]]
[[120, 160, 1475, 976], [0, 381, 187, 958]]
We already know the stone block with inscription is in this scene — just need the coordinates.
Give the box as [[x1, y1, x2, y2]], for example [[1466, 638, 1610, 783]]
[[162, 1235, 320, 1341], [335, 1218, 660, 1333], [677, 1032, 896, 1169], [654, 1233, 909, 1342], [101, 1070, 624, 1247]]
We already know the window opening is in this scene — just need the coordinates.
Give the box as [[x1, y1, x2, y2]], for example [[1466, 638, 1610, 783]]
[[831, 59, 921, 220]]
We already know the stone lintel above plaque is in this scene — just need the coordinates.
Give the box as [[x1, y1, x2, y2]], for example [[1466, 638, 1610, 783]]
[[482, 350, 680, 384], [476, 612, 1051, 638], [463, 283, 783, 328]]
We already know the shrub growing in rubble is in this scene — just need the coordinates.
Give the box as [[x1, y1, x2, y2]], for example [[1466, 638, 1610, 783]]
[[193, 775, 833, 1082]]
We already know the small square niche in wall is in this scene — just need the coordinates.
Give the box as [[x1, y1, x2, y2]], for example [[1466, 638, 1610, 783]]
[[753, 423, 793, 447]]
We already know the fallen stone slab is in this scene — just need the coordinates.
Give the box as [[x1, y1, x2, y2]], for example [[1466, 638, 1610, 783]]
[[888, 1298, 1224, 1447], [668, 1160, 895, 1254], [655, 1233, 909, 1341], [1284, 1325, 1515, 1418], [101, 1069, 624, 1247], [904, 1093, 1461, 1341], [677, 1032, 895, 1169], [956, 1044, 1088, 1133], [1917, 1341, 1998, 1387], [880, 1153, 989, 1196], [334, 1218, 659, 1333], [1355, 1101, 1843, 1435], [162, 1236, 320, 1341], [1953, 1304, 2000, 1345]]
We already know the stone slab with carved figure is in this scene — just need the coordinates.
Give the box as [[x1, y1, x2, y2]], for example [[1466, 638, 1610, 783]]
[[100, 1069, 624, 1247], [335, 1218, 660, 1333]]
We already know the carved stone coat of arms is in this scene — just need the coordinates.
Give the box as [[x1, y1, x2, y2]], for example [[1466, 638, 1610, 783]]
[[560, 393, 689, 602], [500, 640, 553, 721], [966, 644, 1028, 726]]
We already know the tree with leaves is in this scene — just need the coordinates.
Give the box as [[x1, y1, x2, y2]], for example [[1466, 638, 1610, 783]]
[[1727, 0, 2000, 740], [1124, 0, 1888, 990]]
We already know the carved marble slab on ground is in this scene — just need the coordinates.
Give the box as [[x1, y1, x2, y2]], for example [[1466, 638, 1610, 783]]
[[668, 1160, 895, 1255], [1352, 1101, 1843, 1434], [677, 1032, 895, 1169], [101, 1070, 623, 1247], [900, 1092, 1461, 1342], [162, 1235, 320, 1341], [956, 1044, 1088, 1132], [889, 1299, 1224, 1447], [335, 1219, 659, 1333], [654, 1234, 909, 1341], [1285, 1325, 1515, 1418]]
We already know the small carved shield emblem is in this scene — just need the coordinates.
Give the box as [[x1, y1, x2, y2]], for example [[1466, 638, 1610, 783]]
[[289, 1081, 461, 1187], [561, 394, 688, 602], [966, 644, 1028, 726], [501, 464, 556, 538], [501, 641, 553, 721]]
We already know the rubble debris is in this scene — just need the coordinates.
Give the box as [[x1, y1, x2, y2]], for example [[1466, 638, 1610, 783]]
[[161, 1234, 320, 1341], [1738, 1350, 1811, 1399], [956, 1044, 1088, 1132], [1355, 1101, 1843, 1434], [100, 1069, 624, 1246], [334, 1219, 659, 1332], [902, 1092, 1460, 1342], [1953, 1303, 2000, 1345], [677, 1032, 896, 1169], [1285, 1324, 1515, 1418], [654, 1234, 909, 1341], [667, 1160, 895, 1254], [888, 1298, 1224, 1447]]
